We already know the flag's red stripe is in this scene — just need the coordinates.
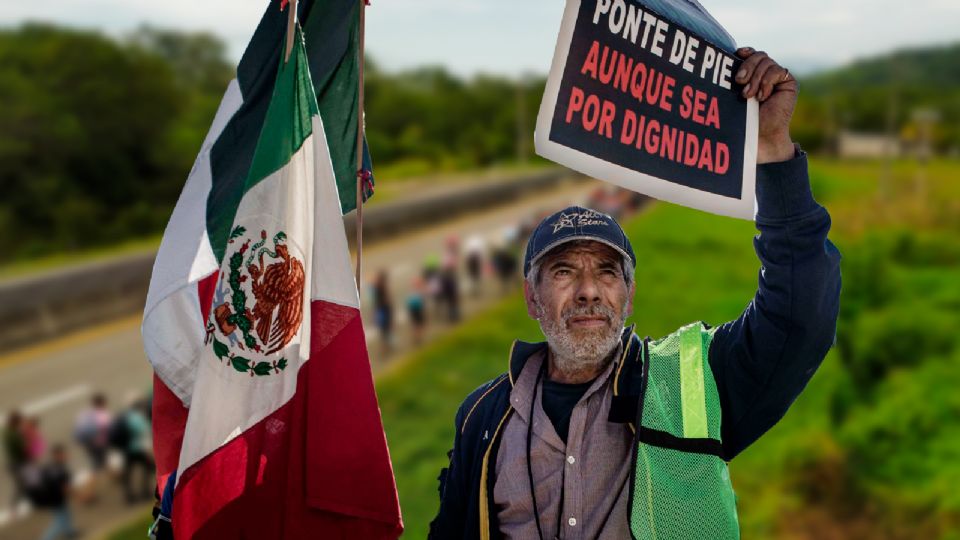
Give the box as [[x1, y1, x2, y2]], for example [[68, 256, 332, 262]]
[[171, 301, 402, 539], [152, 374, 188, 496], [304, 300, 401, 524], [152, 271, 219, 496]]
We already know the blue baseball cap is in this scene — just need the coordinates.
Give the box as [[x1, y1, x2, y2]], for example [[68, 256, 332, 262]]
[[523, 206, 636, 278]]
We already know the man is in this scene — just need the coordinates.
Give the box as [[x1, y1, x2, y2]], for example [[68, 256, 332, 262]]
[[429, 48, 841, 539]]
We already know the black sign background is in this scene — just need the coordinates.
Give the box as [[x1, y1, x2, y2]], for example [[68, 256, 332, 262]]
[[549, 0, 748, 199]]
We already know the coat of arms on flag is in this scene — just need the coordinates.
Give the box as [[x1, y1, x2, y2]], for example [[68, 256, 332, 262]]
[[141, 2, 402, 538], [207, 227, 303, 375]]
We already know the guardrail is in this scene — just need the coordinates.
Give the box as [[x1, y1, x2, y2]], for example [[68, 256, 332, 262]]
[[0, 168, 583, 352]]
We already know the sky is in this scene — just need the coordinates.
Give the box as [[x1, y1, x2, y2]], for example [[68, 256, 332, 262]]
[[1, 0, 958, 77]]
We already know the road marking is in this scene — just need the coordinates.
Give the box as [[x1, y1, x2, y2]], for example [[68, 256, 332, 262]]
[[21, 383, 92, 417], [0, 315, 141, 373], [0, 383, 92, 422]]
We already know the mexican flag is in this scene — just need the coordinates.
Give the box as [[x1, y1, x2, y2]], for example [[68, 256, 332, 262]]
[[141, 9, 401, 540]]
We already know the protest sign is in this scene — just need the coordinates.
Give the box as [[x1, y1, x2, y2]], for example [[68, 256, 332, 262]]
[[536, 0, 759, 219]]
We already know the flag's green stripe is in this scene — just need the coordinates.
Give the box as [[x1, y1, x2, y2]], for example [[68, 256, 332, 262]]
[[303, 0, 371, 213], [208, 29, 318, 263], [207, 1, 369, 264], [244, 28, 319, 189], [207, 1, 291, 265]]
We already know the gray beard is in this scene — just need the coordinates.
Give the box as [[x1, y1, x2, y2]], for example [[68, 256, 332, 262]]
[[537, 299, 628, 377]]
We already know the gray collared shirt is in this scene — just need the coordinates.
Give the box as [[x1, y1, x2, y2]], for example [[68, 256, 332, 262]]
[[494, 348, 634, 539]]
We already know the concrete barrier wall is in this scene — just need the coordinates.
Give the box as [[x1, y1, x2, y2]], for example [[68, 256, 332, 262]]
[[0, 169, 582, 351], [343, 169, 577, 242], [0, 253, 156, 351]]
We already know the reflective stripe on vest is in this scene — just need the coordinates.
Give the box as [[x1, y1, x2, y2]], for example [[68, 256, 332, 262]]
[[679, 324, 708, 439]]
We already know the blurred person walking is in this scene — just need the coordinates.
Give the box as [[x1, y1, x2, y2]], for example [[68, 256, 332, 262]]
[[24, 416, 47, 463], [35, 444, 80, 540], [422, 255, 443, 321], [439, 269, 460, 323], [3, 410, 28, 511], [464, 235, 486, 297], [491, 244, 519, 295], [73, 393, 112, 502], [114, 394, 154, 504], [406, 277, 427, 347], [372, 270, 394, 356], [440, 236, 462, 323]]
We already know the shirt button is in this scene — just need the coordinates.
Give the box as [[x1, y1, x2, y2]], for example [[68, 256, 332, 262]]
[[568, 517, 577, 527], [567, 455, 576, 464]]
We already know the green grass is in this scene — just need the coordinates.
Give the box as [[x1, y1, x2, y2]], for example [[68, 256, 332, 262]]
[[102, 513, 154, 540]]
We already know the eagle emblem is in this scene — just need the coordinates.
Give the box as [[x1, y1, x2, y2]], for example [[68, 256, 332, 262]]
[[205, 226, 305, 377]]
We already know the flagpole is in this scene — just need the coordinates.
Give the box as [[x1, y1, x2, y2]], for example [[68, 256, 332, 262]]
[[355, 0, 367, 297], [284, 0, 298, 62]]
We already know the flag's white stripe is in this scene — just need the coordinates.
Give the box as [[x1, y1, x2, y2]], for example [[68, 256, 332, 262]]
[[176, 115, 362, 477], [310, 115, 360, 309], [177, 128, 317, 475], [142, 80, 243, 404]]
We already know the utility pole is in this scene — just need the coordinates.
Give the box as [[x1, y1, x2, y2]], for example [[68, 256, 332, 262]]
[[911, 108, 940, 197], [880, 57, 901, 202]]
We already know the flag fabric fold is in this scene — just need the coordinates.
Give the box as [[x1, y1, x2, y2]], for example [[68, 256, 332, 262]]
[[142, 8, 401, 538]]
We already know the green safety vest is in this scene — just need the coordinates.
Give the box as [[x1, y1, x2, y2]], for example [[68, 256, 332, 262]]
[[628, 322, 739, 539]]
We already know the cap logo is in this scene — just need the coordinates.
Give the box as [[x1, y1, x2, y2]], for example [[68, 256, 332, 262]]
[[551, 209, 609, 234]]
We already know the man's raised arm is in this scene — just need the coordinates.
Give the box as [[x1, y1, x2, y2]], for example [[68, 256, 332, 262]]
[[708, 48, 842, 459]]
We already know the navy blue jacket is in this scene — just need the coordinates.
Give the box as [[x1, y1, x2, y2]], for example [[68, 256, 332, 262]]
[[429, 151, 842, 539]]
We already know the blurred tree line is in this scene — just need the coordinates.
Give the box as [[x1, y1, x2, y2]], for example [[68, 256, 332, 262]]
[[0, 24, 235, 262], [1, 23, 957, 264], [365, 62, 544, 175], [0, 24, 544, 264], [791, 43, 960, 153]]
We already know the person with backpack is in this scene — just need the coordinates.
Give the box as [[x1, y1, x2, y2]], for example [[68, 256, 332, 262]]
[[35, 444, 79, 540], [116, 394, 153, 504], [73, 393, 112, 502]]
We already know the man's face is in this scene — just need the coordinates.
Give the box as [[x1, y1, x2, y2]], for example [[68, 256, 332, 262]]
[[525, 241, 634, 369]]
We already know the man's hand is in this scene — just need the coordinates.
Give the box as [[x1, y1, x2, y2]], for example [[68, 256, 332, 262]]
[[735, 47, 798, 164]]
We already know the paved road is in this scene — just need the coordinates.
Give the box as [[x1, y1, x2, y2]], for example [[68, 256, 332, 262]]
[[0, 176, 603, 539]]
